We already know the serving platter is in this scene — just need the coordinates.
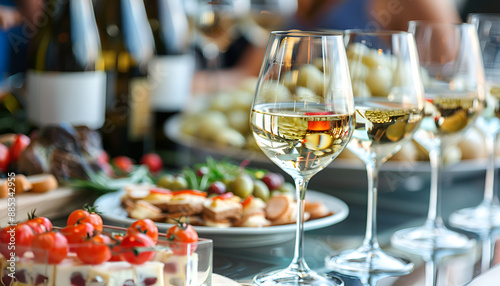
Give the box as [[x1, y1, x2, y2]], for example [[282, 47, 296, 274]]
[[166, 115, 491, 173], [93, 190, 349, 248], [165, 114, 492, 193]]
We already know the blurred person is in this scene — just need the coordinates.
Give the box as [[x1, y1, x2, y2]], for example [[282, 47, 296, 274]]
[[0, 0, 43, 78], [192, 0, 461, 91], [0, 0, 42, 135]]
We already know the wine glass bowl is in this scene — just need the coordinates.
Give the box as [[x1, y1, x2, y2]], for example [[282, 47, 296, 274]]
[[325, 30, 425, 275], [250, 30, 354, 285], [449, 14, 500, 232], [391, 22, 484, 254], [191, 0, 249, 54], [189, 0, 249, 93]]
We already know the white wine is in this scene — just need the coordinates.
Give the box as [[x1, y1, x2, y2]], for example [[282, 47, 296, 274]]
[[192, 3, 237, 52], [415, 93, 481, 149], [251, 103, 353, 179], [348, 99, 423, 164], [94, 0, 155, 160], [476, 82, 500, 136], [26, 0, 105, 130]]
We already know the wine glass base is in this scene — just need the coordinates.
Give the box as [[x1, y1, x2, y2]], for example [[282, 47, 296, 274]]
[[253, 267, 344, 286], [325, 246, 413, 275], [449, 203, 500, 231], [391, 223, 474, 255]]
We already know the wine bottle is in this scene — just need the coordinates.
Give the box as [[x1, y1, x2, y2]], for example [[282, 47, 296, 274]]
[[25, 0, 106, 130], [144, 0, 195, 158], [93, 0, 155, 160]]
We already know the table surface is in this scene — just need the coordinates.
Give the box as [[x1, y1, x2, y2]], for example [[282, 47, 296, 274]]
[[46, 155, 500, 286], [207, 164, 500, 286]]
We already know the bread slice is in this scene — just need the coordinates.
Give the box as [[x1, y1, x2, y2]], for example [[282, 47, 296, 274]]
[[26, 173, 58, 193], [0, 179, 7, 198], [202, 198, 242, 222], [13, 174, 32, 194]]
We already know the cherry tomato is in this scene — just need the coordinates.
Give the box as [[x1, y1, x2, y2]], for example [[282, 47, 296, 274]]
[[97, 151, 114, 176], [9, 134, 30, 162], [127, 219, 158, 243], [140, 153, 163, 173], [23, 221, 47, 234], [119, 233, 156, 264], [109, 234, 124, 261], [67, 205, 103, 232], [27, 216, 53, 232], [61, 222, 95, 251], [76, 233, 112, 265], [0, 224, 34, 257], [97, 150, 110, 165], [113, 156, 134, 173], [166, 222, 198, 255], [0, 143, 9, 172], [31, 231, 68, 264]]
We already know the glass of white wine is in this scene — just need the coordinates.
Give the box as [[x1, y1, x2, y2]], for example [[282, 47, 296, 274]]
[[326, 30, 425, 274], [391, 22, 485, 253], [242, 0, 298, 47], [449, 14, 500, 232], [191, 0, 248, 70], [251, 31, 354, 285]]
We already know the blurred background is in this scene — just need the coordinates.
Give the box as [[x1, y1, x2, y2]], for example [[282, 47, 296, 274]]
[[0, 0, 499, 177]]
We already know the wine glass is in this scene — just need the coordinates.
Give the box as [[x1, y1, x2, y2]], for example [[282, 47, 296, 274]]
[[242, 0, 298, 47], [449, 14, 500, 232], [391, 22, 485, 253], [191, 0, 249, 67], [326, 30, 425, 274], [250, 31, 354, 285]]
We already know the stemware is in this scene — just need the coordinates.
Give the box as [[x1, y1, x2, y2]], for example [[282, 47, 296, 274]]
[[250, 31, 354, 285], [391, 22, 485, 253], [190, 0, 249, 91], [449, 14, 500, 231], [242, 0, 298, 47], [326, 30, 425, 274]]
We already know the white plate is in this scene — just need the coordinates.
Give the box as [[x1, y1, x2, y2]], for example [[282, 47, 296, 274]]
[[94, 190, 349, 248]]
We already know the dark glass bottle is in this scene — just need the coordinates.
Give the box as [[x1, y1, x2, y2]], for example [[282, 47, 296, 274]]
[[26, 0, 106, 130], [94, 0, 155, 160], [144, 0, 194, 164]]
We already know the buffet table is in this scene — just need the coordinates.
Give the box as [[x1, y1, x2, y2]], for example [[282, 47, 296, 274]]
[[105, 162, 499, 285]]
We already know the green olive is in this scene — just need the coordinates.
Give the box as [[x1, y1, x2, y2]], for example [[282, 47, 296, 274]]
[[253, 180, 270, 202], [156, 174, 188, 190], [229, 174, 254, 199], [278, 182, 295, 193]]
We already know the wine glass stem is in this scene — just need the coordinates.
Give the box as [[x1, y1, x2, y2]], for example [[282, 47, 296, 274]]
[[482, 132, 499, 206], [426, 148, 444, 227], [202, 43, 221, 93], [363, 161, 381, 249], [289, 177, 311, 272], [480, 233, 493, 272], [425, 255, 437, 286]]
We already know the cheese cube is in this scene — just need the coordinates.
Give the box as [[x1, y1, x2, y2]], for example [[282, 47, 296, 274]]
[[87, 262, 136, 286], [134, 261, 164, 286], [54, 258, 92, 286]]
